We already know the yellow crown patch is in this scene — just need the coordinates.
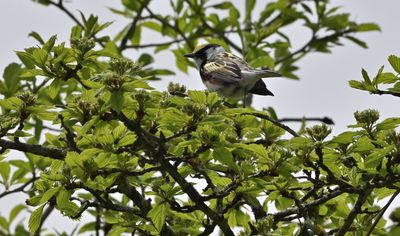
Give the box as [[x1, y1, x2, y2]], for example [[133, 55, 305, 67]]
[[192, 44, 210, 53]]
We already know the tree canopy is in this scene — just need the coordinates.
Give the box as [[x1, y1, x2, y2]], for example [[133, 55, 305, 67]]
[[1, 0, 400, 235]]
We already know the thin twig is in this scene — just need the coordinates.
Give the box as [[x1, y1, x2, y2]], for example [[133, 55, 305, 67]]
[[0, 177, 37, 198], [242, 112, 298, 137], [119, 0, 149, 50], [49, 0, 84, 28], [366, 188, 400, 236], [279, 117, 334, 125]]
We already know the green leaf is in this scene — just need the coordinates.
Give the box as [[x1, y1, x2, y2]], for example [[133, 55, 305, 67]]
[[0, 216, 8, 233], [348, 80, 366, 90], [16, 51, 35, 69], [13, 130, 33, 138], [361, 68, 371, 85], [213, 147, 239, 172], [355, 23, 381, 32], [353, 136, 374, 153], [142, 21, 161, 32], [42, 35, 57, 52], [345, 36, 367, 49], [2, 63, 22, 97], [375, 72, 398, 84], [32, 48, 48, 67], [28, 204, 45, 233], [249, 55, 275, 68], [0, 97, 23, 110], [388, 55, 400, 74], [147, 203, 168, 232], [28, 31, 45, 44], [245, 0, 256, 22], [109, 91, 124, 112], [0, 162, 10, 184], [376, 118, 400, 130], [9, 205, 26, 224], [211, 2, 233, 9], [330, 131, 360, 144], [188, 90, 207, 104], [118, 134, 137, 146], [39, 186, 61, 205], [172, 49, 188, 73]]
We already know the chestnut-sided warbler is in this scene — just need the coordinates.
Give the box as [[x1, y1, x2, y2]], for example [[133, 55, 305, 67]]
[[184, 44, 280, 99]]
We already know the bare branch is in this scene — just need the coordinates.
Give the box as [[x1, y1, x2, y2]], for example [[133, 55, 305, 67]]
[[242, 112, 298, 137], [0, 139, 66, 160]]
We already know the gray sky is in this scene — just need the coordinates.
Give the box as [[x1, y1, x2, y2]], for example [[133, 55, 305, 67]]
[[0, 0, 399, 234]]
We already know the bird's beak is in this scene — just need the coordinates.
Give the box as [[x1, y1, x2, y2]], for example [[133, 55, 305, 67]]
[[184, 53, 195, 58]]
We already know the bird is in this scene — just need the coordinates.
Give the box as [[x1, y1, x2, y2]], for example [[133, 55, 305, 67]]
[[184, 44, 280, 101]]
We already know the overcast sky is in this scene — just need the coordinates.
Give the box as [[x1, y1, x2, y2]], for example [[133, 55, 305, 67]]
[[0, 0, 399, 234]]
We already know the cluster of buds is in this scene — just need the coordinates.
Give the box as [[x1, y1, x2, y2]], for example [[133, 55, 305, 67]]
[[109, 57, 141, 76], [70, 37, 95, 55], [306, 124, 332, 142]]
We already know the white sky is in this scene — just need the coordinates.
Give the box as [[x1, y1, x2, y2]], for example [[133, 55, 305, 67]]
[[0, 0, 399, 235]]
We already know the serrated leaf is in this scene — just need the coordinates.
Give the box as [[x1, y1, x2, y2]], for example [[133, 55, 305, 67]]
[[118, 134, 137, 146], [388, 55, 400, 74], [188, 90, 207, 104], [213, 147, 239, 172], [348, 80, 366, 90], [0, 162, 10, 185], [39, 186, 61, 205], [28, 204, 45, 233], [249, 55, 275, 68], [375, 72, 398, 84], [147, 203, 167, 232], [32, 48, 48, 67], [0, 97, 24, 110], [331, 131, 360, 144], [376, 118, 400, 130]]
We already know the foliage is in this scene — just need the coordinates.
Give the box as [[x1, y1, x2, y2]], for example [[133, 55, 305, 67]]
[[349, 55, 400, 98], [0, 0, 398, 236]]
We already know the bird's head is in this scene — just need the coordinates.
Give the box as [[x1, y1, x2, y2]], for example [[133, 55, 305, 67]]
[[184, 44, 225, 68]]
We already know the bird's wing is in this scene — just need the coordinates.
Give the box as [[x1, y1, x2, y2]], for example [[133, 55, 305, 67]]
[[201, 60, 242, 84]]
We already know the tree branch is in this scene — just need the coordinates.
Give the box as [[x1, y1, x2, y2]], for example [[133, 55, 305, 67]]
[[0, 139, 66, 160], [49, 0, 84, 28], [242, 112, 298, 137], [337, 188, 372, 236], [119, 1, 148, 51], [270, 188, 343, 221], [0, 177, 37, 198], [366, 188, 400, 236], [279, 117, 334, 125], [375, 89, 400, 97]]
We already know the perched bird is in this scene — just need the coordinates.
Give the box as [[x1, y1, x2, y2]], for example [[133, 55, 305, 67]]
[[184, 44, 280, 100]]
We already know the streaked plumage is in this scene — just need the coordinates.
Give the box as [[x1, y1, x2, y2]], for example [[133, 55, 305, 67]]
[[184, 44, 280, 98]]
